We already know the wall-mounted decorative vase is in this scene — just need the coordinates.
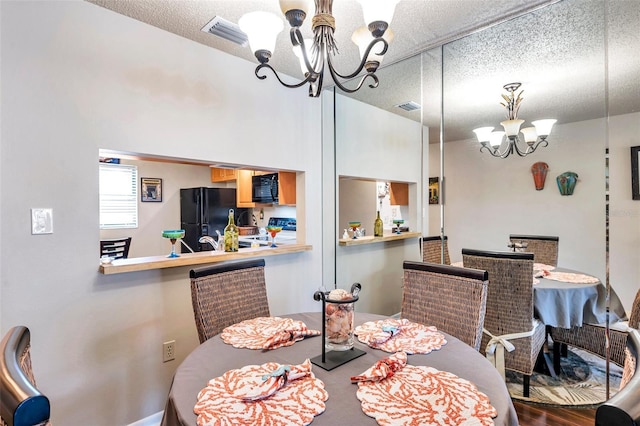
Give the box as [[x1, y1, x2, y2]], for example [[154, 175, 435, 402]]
[[556, 171, 578, 196], [531, 162, 549, 190]]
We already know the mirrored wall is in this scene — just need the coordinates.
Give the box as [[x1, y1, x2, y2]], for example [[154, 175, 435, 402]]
[[331, 0, 640, 315]]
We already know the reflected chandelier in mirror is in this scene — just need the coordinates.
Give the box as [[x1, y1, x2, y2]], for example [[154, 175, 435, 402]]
[[473, 83, 556, 158]]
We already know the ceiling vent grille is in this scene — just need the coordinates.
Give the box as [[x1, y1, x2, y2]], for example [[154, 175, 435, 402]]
[[201, 16, 248, 47], [396, 101, 422, 112]]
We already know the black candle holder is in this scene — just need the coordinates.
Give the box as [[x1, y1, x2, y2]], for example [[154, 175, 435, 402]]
[[310, 283, 366, 371]]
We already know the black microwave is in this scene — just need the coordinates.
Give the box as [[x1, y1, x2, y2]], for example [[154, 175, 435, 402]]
[[252, 173, 279, 204]]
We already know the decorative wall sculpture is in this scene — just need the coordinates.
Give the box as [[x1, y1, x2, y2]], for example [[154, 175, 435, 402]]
[[556, 171, 579, 196], [531, 162, 549, 190]]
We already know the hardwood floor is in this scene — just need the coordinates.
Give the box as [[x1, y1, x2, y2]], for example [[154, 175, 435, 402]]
[[513, 400, 597, 426]]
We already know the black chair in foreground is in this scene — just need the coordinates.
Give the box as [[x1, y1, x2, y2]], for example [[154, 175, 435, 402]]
[[595, 328, 640, 426], [508, 234, 559, 266], [99, 237, 132, 260], [0, 326, 51, 426], [401, 261, 488, 351], [190, 259, 270, 343]]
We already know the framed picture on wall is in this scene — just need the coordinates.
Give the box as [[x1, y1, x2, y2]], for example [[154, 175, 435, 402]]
[[428, 177, 439, 205], [141, 177, 163, 202], [632, 146, 640, 200]]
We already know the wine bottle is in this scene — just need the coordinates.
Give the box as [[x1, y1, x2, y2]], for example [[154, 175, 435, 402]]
[[223, 209, 239, 252], [374, 210, 384, 237]]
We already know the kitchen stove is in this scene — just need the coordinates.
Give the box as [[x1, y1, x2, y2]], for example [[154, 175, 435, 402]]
[[268, 217, 297, 242]]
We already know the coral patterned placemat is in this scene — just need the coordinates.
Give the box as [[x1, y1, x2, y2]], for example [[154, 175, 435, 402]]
[[355, 364, 497, 425], [194, 360, 327, 426], [221, 317, 320, 350], [543, 271, 600, 284], [354, 318, 447, 354]]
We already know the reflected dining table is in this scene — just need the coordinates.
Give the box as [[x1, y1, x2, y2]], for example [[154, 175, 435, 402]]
[[533, 267, 627, 328], [160, 312, 519, 426]]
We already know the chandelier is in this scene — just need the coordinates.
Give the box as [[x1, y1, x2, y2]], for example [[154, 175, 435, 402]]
[[472, 83, 556, 158], [238, 0, 399, 98]]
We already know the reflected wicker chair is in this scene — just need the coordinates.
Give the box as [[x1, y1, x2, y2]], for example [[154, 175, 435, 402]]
[[190, 259, 270, 343], [1, 326, 51, 426], [462, 248, 546, 397], [551, 288, 640, 369], [595, 328, 640, 425], [508, 234, 559, 266], [401, 261, 488, 351], [422, 235, 451, 264], [99, 237, 132, 260]]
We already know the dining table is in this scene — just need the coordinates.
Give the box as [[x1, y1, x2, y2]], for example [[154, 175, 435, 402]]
[[451, 261, 627, 329], [532, 267, 627, 328], [160, 312, 519, 426]]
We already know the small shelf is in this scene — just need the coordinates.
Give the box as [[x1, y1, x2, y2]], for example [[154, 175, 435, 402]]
[[99, 244, 312, 275], [338, 232, 421, 246]]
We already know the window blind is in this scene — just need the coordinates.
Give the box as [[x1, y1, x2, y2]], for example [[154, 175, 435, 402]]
[[99, 163, 138, 229]]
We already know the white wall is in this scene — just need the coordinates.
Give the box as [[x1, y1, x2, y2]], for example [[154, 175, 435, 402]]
[[0, 1, 322, 424], [443, 118, 607, 278], [333, 94, 423, 315], [609, 112, 640, 313]]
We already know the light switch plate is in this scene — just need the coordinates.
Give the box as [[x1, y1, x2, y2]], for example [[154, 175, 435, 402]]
[[31, 208, 53, 234]]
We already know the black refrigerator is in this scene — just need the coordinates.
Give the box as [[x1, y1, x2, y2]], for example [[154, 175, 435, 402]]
[[180, 187, 249, 252]]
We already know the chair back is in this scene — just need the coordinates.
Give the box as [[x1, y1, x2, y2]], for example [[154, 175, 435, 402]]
[[190, 259, 270, 343], [1, 326, 51, 426], [509, 234, 559, 266], [422, 236, 451, 265], [99, 237, 132, 260], [596, 328, 640, 425], [402, 261, 488, 351], [461, 249, 535, 335]]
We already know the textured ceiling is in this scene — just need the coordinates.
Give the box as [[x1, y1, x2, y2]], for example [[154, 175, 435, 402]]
[[86, 0, 639, 143]]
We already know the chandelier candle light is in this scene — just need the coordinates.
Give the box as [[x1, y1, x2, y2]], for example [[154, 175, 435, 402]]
[[473, 83, 557, 158], [238, 0, 400, 97]]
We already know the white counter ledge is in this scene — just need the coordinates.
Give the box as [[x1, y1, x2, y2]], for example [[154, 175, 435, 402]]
[[338, 231, 421, 246], [98, 243, 312, 275]]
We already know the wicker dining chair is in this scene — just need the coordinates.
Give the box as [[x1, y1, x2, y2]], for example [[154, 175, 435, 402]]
[[190, 259, 270, 343], [462, 248, 546, 398], [508, 234, 559, 267], [421, 235, 451, 265], [595, 328, 640, 425], [1, 326, 51, 426], [401, 261, 488, 351], [550, 287, 640, 369]]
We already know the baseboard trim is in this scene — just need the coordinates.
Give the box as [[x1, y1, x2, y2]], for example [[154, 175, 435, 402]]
[[127, 411, 163, 426]]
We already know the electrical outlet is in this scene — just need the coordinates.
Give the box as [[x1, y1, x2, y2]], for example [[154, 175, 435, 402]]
[[163, 340, 176, 362]]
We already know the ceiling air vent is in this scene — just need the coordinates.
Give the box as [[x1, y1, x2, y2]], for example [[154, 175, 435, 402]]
[[396, 101, 421, 112], [201, 16, 248, 47]]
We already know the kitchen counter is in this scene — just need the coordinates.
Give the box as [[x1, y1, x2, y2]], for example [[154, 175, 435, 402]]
[[338, 231, 421, 246], [98, 243, 312, 275]]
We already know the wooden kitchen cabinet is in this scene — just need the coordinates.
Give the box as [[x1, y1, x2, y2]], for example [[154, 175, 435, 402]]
[[210, 167, 237, 182], [278, 171, 296, 206], [236, 169, 255, 208], [389, 182, 408, 205]]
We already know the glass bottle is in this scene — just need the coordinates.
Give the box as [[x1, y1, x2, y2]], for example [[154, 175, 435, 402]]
[[374, 210, 384, 237], [223, 209, 239, 252]]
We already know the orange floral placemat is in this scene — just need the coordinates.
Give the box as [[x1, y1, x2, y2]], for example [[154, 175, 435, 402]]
[[543, 271, 600, 284], [354, 318, 447, 354], [194, 359, 327, 426], [221, 317, 320, 350], [355, 364, 497, 425]]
